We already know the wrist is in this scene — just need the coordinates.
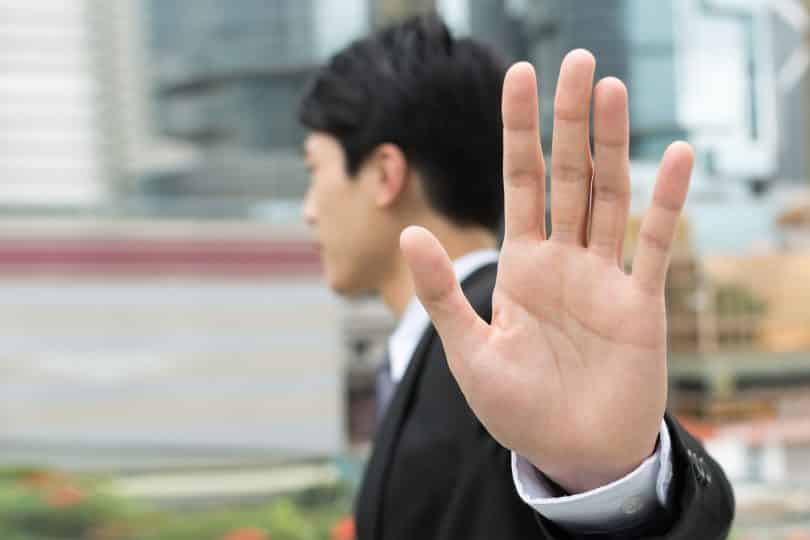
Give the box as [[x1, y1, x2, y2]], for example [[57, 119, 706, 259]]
[[532, 436, 660, 495]]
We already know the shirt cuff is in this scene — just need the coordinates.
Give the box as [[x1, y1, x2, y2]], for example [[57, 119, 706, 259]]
[[511, 419, 673, 533]]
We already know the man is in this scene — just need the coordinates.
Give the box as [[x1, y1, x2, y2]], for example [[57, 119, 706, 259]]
[[299, 14, 734, 539]]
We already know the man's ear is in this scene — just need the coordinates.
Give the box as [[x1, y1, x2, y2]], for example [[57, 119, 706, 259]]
[[371, 143, 409, 208]]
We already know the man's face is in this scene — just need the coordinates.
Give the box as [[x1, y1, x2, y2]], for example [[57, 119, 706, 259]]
[[302, 132, 396, 296]]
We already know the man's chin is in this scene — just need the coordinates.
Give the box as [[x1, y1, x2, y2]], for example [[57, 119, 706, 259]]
[[324, 273, 373, 298]]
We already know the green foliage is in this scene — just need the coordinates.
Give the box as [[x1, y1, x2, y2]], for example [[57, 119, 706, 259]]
[[714, 283, 767, 316], [0, 468, 353, 540]]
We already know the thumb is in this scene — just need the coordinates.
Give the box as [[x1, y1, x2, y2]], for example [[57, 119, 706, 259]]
[[399, 226, 489, 379]]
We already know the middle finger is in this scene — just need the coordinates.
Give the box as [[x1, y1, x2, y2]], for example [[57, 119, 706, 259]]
[[550, 49, 596, 246]]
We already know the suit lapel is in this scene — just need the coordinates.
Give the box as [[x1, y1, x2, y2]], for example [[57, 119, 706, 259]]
[[355, 262, 498, 539], [355, 318, 436, 539]]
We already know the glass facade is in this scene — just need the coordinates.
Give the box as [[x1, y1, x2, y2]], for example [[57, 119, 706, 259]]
[[141, 0, 370, 214], [138, 0, 809, 217], [483, 0, 683, 162]]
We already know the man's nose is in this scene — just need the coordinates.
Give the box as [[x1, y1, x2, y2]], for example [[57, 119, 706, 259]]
[[302, 188, 317, 227]]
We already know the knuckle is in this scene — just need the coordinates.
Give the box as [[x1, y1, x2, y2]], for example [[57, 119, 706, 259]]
[[553, 162, 590, 184], [639, 230, 671, 253], [653, 195, 683, 214], [506, 170, 541, 186], [592, 183, 629, 204]]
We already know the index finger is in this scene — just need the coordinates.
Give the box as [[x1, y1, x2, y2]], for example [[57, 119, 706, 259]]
[[502, 62, 547, 242]]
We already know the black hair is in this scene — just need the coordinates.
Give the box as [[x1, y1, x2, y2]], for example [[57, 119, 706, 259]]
[[298, 14, 508, 233]]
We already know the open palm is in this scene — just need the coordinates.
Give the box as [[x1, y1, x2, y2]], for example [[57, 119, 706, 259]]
[[400, 50, 693, 494]]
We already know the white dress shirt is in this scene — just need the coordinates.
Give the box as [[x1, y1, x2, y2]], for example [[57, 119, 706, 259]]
[[387, 249, 674, 533]]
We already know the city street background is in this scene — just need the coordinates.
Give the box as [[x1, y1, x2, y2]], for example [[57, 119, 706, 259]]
[[2, 0, 810, 538]]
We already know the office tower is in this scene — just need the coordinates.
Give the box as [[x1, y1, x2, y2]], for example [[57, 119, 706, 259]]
[[0, 0, 108, 206]]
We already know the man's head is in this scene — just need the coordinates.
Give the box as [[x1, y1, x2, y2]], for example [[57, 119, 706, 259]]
[[299, 14, 507, 296]]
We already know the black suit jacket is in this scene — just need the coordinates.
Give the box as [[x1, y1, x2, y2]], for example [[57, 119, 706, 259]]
[[355, 263, 735, 539]]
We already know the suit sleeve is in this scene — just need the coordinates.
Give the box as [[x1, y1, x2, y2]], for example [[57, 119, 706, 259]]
[[530, 414, 735, 539]]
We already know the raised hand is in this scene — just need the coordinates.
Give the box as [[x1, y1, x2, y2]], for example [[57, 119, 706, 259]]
[[399, 50, 694, 494]]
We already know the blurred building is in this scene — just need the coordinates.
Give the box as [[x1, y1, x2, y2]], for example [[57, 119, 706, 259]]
[[0, 0, 199, 212], [140, 0, 369, 216], [136, 0, 810, 219], [3, 0, 808, 215], [372, 0, 434, 27], [0, 0, 109, 207], [498, 0, 810, 186]]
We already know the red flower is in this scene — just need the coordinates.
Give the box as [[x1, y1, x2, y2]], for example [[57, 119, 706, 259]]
[[331, 517, 355, 540], [20, 470, 70, 490], [220, 527, 269, 540], [45, 484, 86, 508]]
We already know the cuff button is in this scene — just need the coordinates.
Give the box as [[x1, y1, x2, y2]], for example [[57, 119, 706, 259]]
[[621, 496, 644, 515]]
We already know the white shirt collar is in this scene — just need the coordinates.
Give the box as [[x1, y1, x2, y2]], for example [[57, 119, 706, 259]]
[[387, 248, 499, 382]]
